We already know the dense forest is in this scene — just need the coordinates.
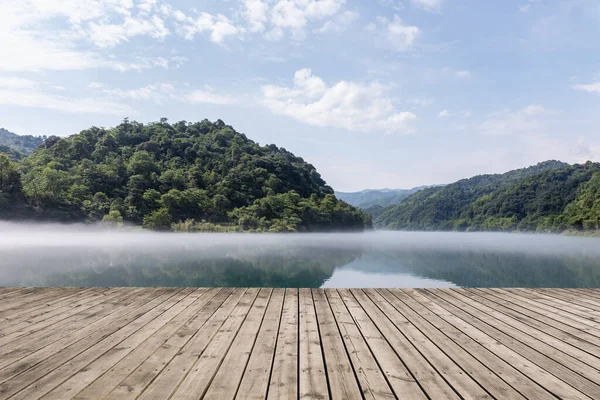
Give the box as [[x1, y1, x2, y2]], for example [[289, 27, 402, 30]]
[[0, 119, 371, 232], [0, 128, 45, 159], [375, 160, 600, 233]]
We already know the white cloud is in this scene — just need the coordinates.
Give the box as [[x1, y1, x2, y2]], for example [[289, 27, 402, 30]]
[[369, 16, 420, 51], [411, 0, 442, 12], [184, 90, 238, 105], [0, 77, 37, 89], [479, 104, 547, 136], [244, 0, 268, 33], [424, 67, 473, 81], [408, 97, 433, 106], [364, 22, 377, 31], [455, 70, 472, 79], [1, 0, 353, 73], [102, 83, 175, 103], [246, 0, 348, 40], [87, 15, 169, 48], [573, 82, 600, 94], [438, 109, 471, 118], [271, 1, 308, 28], [175, 11, 243, 44], [0, 88, 134, 115], [0, 0, 181, 72], [261, 68, 416, 133], [93, 81, 238, 105], [88, 82, 105, 89], [316, 10, 358, 33], [518, 0, 539, 13], [387, 16, 421, 50]]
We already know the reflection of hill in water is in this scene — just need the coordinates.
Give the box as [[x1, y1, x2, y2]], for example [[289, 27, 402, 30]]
[[2, 239, 600, 288], [344, 251, 600, 288], [0, 246, 361, 288]]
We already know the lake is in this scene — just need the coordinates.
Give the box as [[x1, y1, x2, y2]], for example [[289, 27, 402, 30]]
[[1, 223, 600, 288]]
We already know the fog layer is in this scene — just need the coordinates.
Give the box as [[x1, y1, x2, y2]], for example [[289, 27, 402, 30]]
[[1, 222, 599, 257]]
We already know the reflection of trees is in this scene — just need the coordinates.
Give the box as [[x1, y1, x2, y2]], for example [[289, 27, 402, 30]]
[[346, 251, 600, 288], [0, 246, 362, 288], [2, 242, 599, 289]]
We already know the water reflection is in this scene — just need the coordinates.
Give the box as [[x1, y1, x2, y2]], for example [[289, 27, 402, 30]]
[[1, 243, 600, 288], [0, 227, 600, 288]]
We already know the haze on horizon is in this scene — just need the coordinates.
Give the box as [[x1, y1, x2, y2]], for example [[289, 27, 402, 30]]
[[1, 0, 599, 191]]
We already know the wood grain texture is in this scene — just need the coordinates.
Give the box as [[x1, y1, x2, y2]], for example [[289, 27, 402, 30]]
[[0, 287, 597, 400]]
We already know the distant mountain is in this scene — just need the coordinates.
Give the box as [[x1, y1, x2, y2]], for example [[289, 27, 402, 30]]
[[374, 160, 600, 233], [0, 128, 45, 156], [336, 186, 434, 209]]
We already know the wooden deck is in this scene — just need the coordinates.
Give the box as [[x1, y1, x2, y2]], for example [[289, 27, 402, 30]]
[[0, 288, 599, 399]]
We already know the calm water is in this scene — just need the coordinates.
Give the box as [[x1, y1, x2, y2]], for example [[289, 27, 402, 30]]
[[1, 224, 600, 288]]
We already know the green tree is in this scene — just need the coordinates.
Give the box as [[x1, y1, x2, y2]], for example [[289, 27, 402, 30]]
[[143, 207, 173, 231]]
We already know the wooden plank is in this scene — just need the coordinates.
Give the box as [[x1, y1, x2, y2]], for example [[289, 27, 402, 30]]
[[351, 289, 460, 399], [577, 289, 600, 301], [169, 289, 260, 399], [298, 288, 329, 400], [517, 289, 600, 321], [367, 289, 493, 400], [0, 287, 597, 400], [338, 289, 426, 400], [495, 289, 600, 334], [390, 289, 555, 400], [267, 288, 300, 400], [478, 289, 600, 346], [0, 288, 101, 329], [72, 288, 218, 400], [0, 288, 25, 300], [41, 288, 203, 400], [326, 289, 394, 400], [105, 288, 234, 400], [452, 289, 600, 371], [7, 288, 188, 400], [0, 288, 69, 315], [312, 288, 363, 400], [203, 288, 272, 399], [434, 289, 600, 398], [0, 288, 138, 371], [413, 289, 594, 400], [0, 288, 125, 350], [462, 288, 600, 359], [235, 288, 285, 400], [536, 289, 600, 312], [0, 288, 178, 399], [136, 288, 247, 399], [387, 288, 530, 400]]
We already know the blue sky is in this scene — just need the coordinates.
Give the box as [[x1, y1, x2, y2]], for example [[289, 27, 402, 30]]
[[1, 0, 599, 191]]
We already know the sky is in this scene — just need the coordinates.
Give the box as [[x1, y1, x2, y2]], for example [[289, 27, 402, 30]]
[[0, 0, 599, 191]]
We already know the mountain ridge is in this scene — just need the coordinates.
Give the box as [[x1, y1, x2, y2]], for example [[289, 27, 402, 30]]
[[375, 160, 600, 233], [0, 128, 45, 156]]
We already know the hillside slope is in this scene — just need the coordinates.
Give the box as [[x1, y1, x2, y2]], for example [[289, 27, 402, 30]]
[[374, 160, 600, 232], [1, 119, 370, 232], [0, 128, 44, 155], [336, 187, 427, 209]]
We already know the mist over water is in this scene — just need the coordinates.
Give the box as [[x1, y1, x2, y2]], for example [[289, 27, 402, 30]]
[[1, 222, 599, 288]]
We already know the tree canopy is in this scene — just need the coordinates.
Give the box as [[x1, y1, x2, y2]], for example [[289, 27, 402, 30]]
[[0, 119, 371, 232], [375, 161, 600, 233]]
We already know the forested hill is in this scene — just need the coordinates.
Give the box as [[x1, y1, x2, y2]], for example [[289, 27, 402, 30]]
[[375, 160, 600, 233], [0, 128, 45, 157], [0, 119, 370, 232], [335, 187, 428, 209]]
